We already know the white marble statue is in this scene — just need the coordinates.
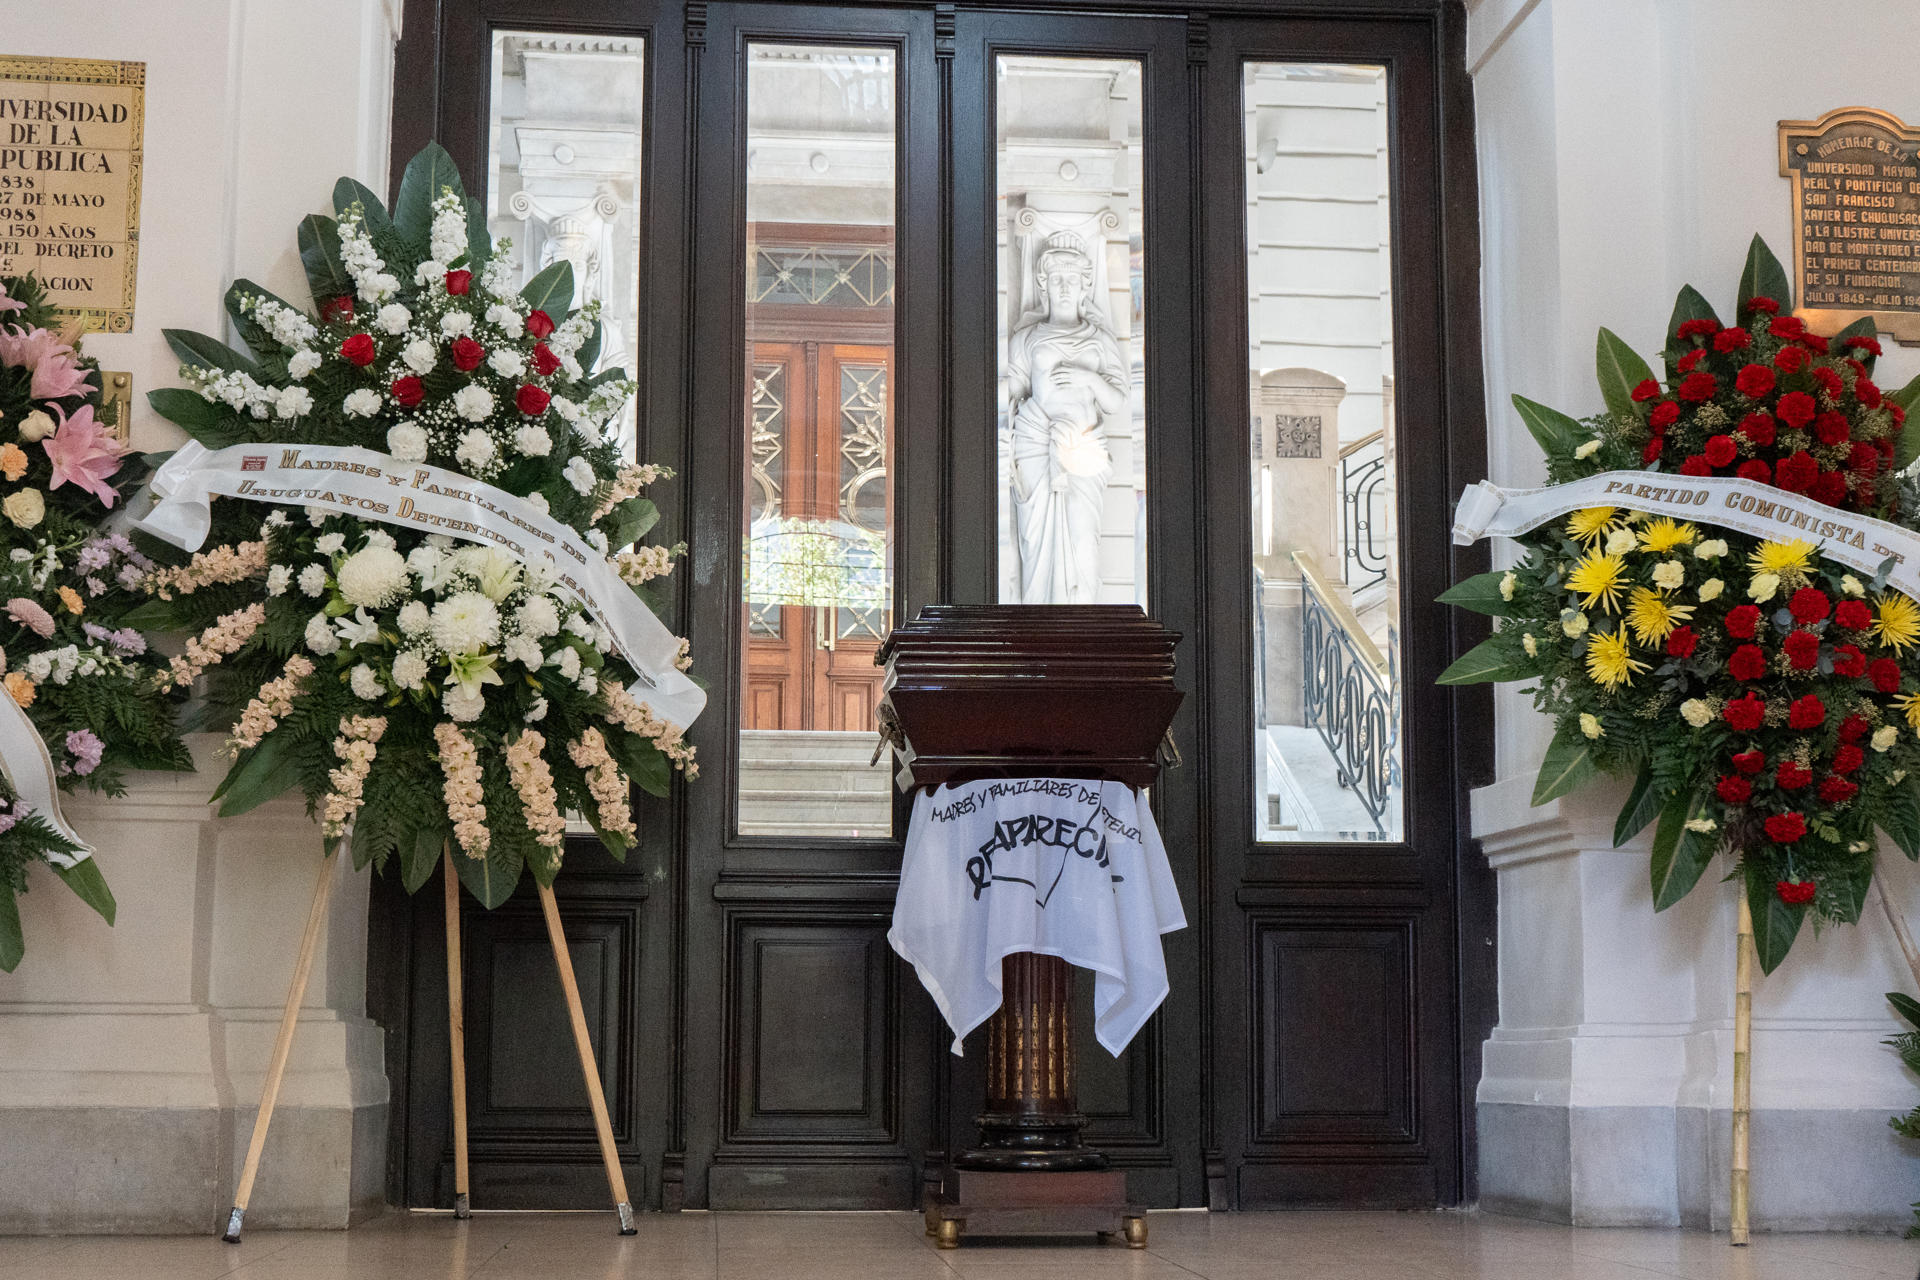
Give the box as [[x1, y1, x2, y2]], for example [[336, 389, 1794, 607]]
[[1002, 231, 1128, 604]]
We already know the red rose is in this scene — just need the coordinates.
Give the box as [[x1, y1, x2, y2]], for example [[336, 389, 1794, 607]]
[[1739, 411, 1777, 446], [1643, 438, 1666, 464], [1814, 367, 1845, 397], [1678, 317, 1723, 339], [339, 333, 377, 367], [1775, 345, 1810, 373], [1820, 775, 1860, 804], [1776, 760, 1813, 790], [1812, 471, 1849, 506], [1735, 364, 1775, 398], [1704, 434, 1738, 468], [1765, 812, 1808, 844], [1832, 645, 1867, 678], [1801, 333, 1831, 354], [1678, 349, 1707, 374], [1725, 695, 1767, 731], [1834, 744, 1865, 775], [1788, 694, 1827, 729], [1782, 629, 1820, 670], [1851, 441, 1882, 476], [1776, 879, 1817, 904], [320, 295, 355, 323], [1840, 713, 1871, 742], [1714, 327, 1752, 353], [444, 269, 472, 295], [1777, 391, 1818, 428], [1729, 644, 1768, 681], [1650, 401, 1680, 430], [1679, 455, 1711, 477], [530, 343, 562, 377], [1775, 450, 1819, 492], [1788, 587, 1830, 624], [1667, 626, 1699, 658], [390, 375, 424, 407], [515, 384, 551, 417], [526, 309, 556, 339], [1746, 296, 1781, 315], [1771, 315, 1808, 338], [1736, 459, 1772, 483], [450, 336, 485, 372], [1732, 749, 1767, 774], [1870, 657, 1903, 692], [1846, 335, 1885, 357], [1679, 370, 1718, 401], [1726, 604, 1761, 639], [1835, 599, 1872, 631], [1717, 775, 1753, 804], [1631, 378, 1661, 403], [1857, 378, 1883, 408], [1815, 411, 1851, 445]]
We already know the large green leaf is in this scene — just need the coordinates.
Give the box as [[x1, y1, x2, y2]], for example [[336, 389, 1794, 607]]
[[0, 884, 21, 973], [52, 857, 115, 924], [453, 833, 525, 909], [391, 141, 465, 248], [296, 213, 351, 309], [1747, 869, 1805, 974], [1531, 724, 1598, 807], [1649, 789, 1715, 910], [145, 387, 237, 434], [403, 826, 446, 895], [333, 177, 393, 235], [1882, 777, 1920, 860], [1595, 327, 1656, 419], [1890, 991, 1920, 1032], [1888, 372, 1920, 474], [1511, 393, 1587, 463], [163, 328, 256, 376], [1437, 635, 1531, 686], [1613, 760, 1664, 848], [605, 497, 660, 551], [1737, 234, 1793, 315], [1437, 571, 1520, 618], [1664, 284, 1719, 381], [520, 260, 575, 316], [213, 734, 305, 817], [464, 195, 491, 267]]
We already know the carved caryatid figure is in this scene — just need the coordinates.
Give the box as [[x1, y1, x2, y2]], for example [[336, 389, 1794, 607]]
[[1002, 232, 1129, 604]]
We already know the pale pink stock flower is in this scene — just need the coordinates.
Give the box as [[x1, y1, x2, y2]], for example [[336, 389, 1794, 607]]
[[507, 729, 567, 860], [321, 715, 387, 838], [229, 654, 315, 754], [601, 682, 697, 778], [567, 726, 635, 844], [435, 723, 489, 858], [42, 403, 126, 507], [165, 602, 266, 688], [145, 541, 266, 600], [5, 597, 55, 640], [0, 325, 89, 401]]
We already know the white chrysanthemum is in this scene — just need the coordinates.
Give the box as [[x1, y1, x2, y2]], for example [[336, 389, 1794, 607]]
[[305, 612, 341, 655], [343, 388, 382, 418], [431, 591, 501, 655], [266, 564, 292, 597], [391, 650, 429, 690], [452, 385, 494, 422], [488, 349, 526, 379], [287, 348, 322, 379], [414, 259, 447, 285], [316, 532, 346, 555], [442, 683, 485, 723], [350, 663, 385, 701], [273, 386, 313, 419], [336, 545, 408, 607], [563, 456, 598, 495], [375, 303, 412, 335], [524, 696, 548, 723], [387, 421, 429, 462], [524, 491, 550, 514], [515, 595, 560, 639], [551, 646, 582, 679], [524, 560, 558, 593], [440, 311, 475, 338], [455, 428, 497, 471], [502, 634, 543, 668], [298, 563, 329, 597], [513, 424, 551, 457], [397, 599, 431, 635], [402, 338, 437, 375]]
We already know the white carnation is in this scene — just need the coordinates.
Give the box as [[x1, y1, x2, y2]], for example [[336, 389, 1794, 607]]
[[306, 505, 330, 527], [524, 696, 548, 723], [524, 491, 550, 514], [1604, 527, 1638, 558], [502, 634, 544, 668], [575, 669, 599, 695], [1680, 699, 1713, 728], [452, 385, 494, 422], [375, 303, 412, 335], [273, 386, 313, 419], [431, 591, 501, 655], [402, 338, 438, 375], [350, 663, 385, 701], [343, 388, 382, 418], [486, 303, 525, 339], [515, 595, 560, 639], [585, 529, 608, 554], [305, 612, 341, 655], [364, 530, 396, 551], [397, 599, 432, 635], [391, 650, 429, 690], [563, 456, 598, 496], [287, 348, 322, 379], [550, 646, 582, 680], [1651, 560, 1685, 591], [336, 545, 408, 607], [565, 613, 595, 641], [266, 564, 292, 597], [440, 311, 475, 338], [316, 533, 346, 555], [1875, 725, 1901, 752], [1573, 439, 1601, 460], [455, 428, 497, 470], [488, 349, 526, 379], [387, 422, 429, 462], [414, 259, 447, 285], [298, 563, 329, 597], [442, 683, 486, 723]]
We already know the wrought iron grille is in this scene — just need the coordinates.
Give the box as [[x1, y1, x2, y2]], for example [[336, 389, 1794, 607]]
[[1338, 431, 1390, 593], [1296, 555, 1399, 834]]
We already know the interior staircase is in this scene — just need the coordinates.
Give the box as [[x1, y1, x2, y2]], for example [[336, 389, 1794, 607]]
[[737, 729, 895, 838]]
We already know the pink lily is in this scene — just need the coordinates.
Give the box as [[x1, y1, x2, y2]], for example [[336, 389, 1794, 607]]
[[0, 281, 23, 315], [41, 403, 125, 507], [0, 325, 89, 401]]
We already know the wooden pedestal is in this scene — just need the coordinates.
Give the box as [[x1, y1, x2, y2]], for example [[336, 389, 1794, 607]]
[[925, 1169, 1145, 1249]]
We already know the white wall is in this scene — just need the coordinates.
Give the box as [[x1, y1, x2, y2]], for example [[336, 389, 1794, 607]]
[[0, 0, 399, 1233], [1471, 0, 1920, 1230]]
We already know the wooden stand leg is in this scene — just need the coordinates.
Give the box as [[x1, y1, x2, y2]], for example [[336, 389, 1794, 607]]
[[444, 852, 471, 1219], [1731, 893, 1753, 1247], [222, 852, 341, 1242], [537, 881, 636, 1234]]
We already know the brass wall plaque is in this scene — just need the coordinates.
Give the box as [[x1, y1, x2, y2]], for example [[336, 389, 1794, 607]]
[[97, 369, 129, 444], [0, 55, 145, 333], [1779, 107, 1920, 344]]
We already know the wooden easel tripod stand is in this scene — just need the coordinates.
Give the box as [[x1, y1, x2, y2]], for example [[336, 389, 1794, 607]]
[[221, 849, 637, 1241]]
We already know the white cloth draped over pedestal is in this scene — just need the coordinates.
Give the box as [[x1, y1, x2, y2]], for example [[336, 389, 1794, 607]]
[[888, 776, 1185, 1056]]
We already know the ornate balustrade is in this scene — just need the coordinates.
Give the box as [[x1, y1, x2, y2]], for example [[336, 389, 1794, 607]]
[[1292, 550, 1398, 835]]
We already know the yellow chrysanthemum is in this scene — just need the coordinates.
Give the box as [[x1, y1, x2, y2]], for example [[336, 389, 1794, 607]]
[[1567, 552, 1629, 613], [1896, 691, 1920, 733], [1874, 592, 1920, 653], [1624, 587, 1695, 645], [1565, 506, 1621, 549], [1748, 538, 1816, 579], [1584, 629, 1648, 690], [1637, 518, 1698, 554]]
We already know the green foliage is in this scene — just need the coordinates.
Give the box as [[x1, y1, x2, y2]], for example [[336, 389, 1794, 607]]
[[1511, 393, 1589, 464], [391, 142, 465, 249], [1595, 327, 1656, 419], [1531, 724, 1598, 806], [1649, 789, 1717, 910], [520, 260, 575, 316], [1436, 635, 1532, 685], [1737, 233, 1793, 313], [297, 214, 350, 306], [1746, 867, 1804, 975], [1436, 571, 1519, 618]]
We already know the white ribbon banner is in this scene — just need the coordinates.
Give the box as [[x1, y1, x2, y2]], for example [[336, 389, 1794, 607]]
[[133, 440, 707, 730], [0, 695, 89, 868], [1454, 470, 1920, 602]]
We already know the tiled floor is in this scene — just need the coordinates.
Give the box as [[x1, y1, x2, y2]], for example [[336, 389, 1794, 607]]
[[1, 1210, 1916, 1280]]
